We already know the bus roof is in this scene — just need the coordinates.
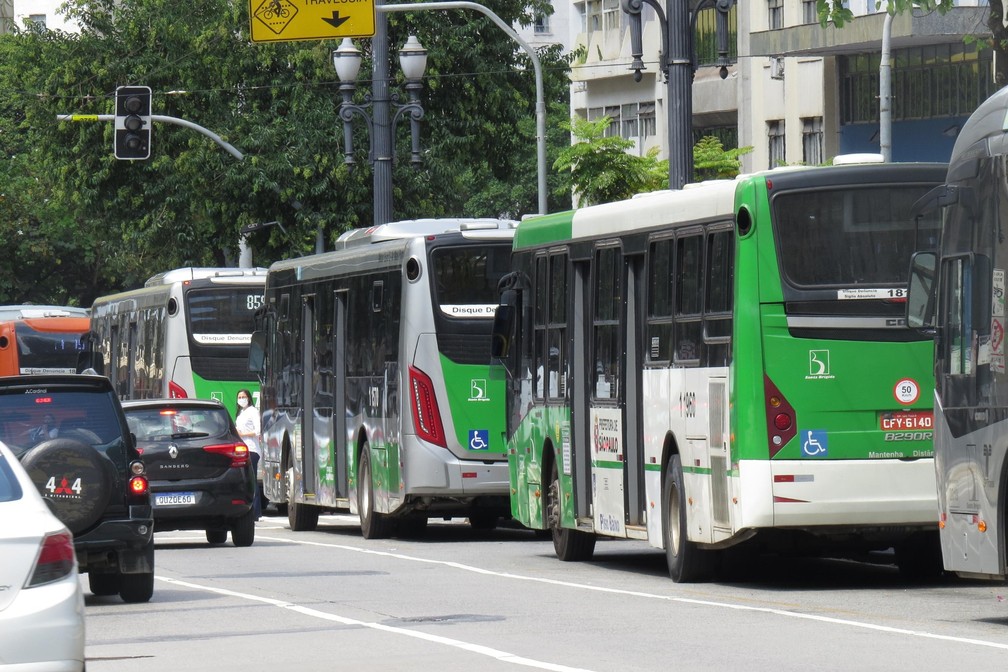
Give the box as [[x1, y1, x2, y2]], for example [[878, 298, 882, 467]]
[[334, 218, 518, 249], [144, 267, 268, 287], [0, 305, 89, 320], [515, 180, 738, 249]]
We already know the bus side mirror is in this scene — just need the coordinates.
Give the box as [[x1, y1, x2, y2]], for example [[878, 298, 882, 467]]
[[248, 331, 266, 378], [907, 251, 937, 332], [491, 304, 514, 359]]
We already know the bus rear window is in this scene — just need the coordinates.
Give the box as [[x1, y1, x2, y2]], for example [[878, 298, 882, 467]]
[[430, 244, 511, 318], [772, 185, 941, 289], [16, 326, 87, 374], [186, 288, 263, 344]]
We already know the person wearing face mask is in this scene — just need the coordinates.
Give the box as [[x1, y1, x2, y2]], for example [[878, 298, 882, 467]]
[[235, 389, 262, 520]]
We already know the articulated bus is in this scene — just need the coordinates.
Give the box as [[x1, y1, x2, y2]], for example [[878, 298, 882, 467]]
[[907, 86, 1008, 580], [249, 219, 515, 537], [0, 312, 90, 377], [492, 161, 946, 582], [89, 267, 266, 416]]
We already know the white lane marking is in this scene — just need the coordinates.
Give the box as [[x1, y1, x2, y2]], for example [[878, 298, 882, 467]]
[[250, 534, 1008, 652], [155, 575, 593, 672]]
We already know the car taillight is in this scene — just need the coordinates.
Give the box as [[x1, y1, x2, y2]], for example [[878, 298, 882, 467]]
[[204, 442, 249, 468], [26, 531, 76, 588], [129, 475, 149, 495], [409, 365, 446, 448], [168, 381, 188, 398]]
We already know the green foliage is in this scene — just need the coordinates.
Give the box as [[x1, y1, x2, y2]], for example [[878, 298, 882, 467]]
[[693, 136, 752, 181], [553, 116, 667, 207], [0, 0, 571, 304]]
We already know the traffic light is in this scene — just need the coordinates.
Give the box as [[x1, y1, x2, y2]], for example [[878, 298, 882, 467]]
[[114, 86, 152, 160]]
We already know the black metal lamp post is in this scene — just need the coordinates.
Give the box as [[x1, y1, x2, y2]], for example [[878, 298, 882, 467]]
[[622, 0, 735, 190], [333, 26, 428, 227]]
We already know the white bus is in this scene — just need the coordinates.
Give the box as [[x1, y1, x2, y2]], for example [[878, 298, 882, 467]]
[[908, 86, 1008, 580], [249, 218, 516, 537], [89, 267, 267, 414]]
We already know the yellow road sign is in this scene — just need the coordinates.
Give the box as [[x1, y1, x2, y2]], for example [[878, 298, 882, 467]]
[[249, 0, 375, 43]]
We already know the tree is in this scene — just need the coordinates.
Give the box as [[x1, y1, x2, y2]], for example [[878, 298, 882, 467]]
[[553, 116, 667, 207], [0, 0, 572, 304], [693, 136, 753, 180]]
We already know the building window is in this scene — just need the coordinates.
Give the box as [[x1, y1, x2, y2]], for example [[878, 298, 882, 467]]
[[768, 120, 785, 168], [693, 126, 738, 149], [767, 0, 783, 30], [839, 44, 994, 125], [28, 14, 46, 28], [802, 0, 817, 24], [587, 0, 602, 33], [603, 0, 621, 32], [694, 3, 738, 68], [621, 104, 638, 140], [639, 104, 656, 139], [802, 118, 823, 165], [534, 13, 550, 34]]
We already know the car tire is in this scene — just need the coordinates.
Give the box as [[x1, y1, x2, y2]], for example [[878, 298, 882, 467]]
[[20, 438, 115, 534], [231, 508, 256, 547], [88, 571, 121, 596], [206, 529, 228, 545]]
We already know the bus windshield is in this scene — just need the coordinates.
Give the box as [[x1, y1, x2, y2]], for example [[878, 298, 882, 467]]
[[772, 185, 941, 289], [185, 287, 263, 345], [430, 243, 512, 319]]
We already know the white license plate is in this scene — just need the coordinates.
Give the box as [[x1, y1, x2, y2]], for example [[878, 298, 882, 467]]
[[155, 492, 197, 507]]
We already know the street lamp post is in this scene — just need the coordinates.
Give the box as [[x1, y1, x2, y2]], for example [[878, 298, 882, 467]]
[[622, 0, 735, 190], [333, 7, 427, 227]]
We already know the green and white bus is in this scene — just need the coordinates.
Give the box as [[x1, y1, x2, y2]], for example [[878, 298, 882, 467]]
[[89, 267, 266, 415], [907, 87, 1008, 580], [249, 218, 516, 537], [492, 162, 946, 581]]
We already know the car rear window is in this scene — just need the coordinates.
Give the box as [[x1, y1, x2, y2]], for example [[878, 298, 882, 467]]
[[0, 453, 24, 502], [0, 389, 125, 456], [125, 407, 231, 441]]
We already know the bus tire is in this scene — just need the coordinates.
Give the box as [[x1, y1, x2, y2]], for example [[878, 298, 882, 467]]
[[288, 496, 319, 532], [358, 442, 394, 539], [548, 460, 595, 561], [663, 453, 708, 583], [894, 531, 944, 582]]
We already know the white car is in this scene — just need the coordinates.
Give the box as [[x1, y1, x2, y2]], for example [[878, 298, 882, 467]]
[[0, 440, 85, 671]]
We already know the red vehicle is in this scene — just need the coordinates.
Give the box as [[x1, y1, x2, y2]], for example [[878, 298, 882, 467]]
[[0, 316, 90, 377]]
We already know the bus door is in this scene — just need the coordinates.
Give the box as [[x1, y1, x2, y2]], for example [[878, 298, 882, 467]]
[[588, 244, 635, 536], [300, 295, 317, 498]]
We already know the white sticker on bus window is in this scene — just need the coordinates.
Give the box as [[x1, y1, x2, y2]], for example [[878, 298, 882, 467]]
[[439, 304, 497, 318], [193, 333, 252, 345], [836, 288, 906, 300]]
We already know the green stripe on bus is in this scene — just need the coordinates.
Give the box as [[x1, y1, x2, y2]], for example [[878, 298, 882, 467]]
[[513, 211, 574, 250]]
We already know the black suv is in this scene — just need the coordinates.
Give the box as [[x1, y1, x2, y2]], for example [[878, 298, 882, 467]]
[[121, 399, 256, 547], [0, 374, 154, 603]]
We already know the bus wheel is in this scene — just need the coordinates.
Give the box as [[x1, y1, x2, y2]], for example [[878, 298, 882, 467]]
[[288, 496, 319, 532], [663, 454, 708, 583], [547, 461, 595, 561], [894, 531, 944, 582], [357, 442, 394, 539]]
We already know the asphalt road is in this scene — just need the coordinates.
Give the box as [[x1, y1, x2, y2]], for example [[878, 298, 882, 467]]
[[82, 512, 1008, 671]]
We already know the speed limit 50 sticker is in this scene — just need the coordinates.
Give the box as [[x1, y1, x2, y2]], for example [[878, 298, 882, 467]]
[[893, 378, 920, 405]]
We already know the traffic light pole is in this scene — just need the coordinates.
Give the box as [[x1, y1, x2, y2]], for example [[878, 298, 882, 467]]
[[56, 113, 245, 161]]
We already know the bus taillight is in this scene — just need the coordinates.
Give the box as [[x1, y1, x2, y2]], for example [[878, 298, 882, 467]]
[[168, 381, 188, 399], [409, 365, 446, 448], [764, 375, 796, 458]]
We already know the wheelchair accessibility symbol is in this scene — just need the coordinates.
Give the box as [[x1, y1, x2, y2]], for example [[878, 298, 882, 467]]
[[801, 430, 828, 457], [469, 429, 490, 451]]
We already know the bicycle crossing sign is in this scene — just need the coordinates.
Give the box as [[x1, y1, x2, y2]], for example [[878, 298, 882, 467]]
[[249, 0, 375, 43]]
